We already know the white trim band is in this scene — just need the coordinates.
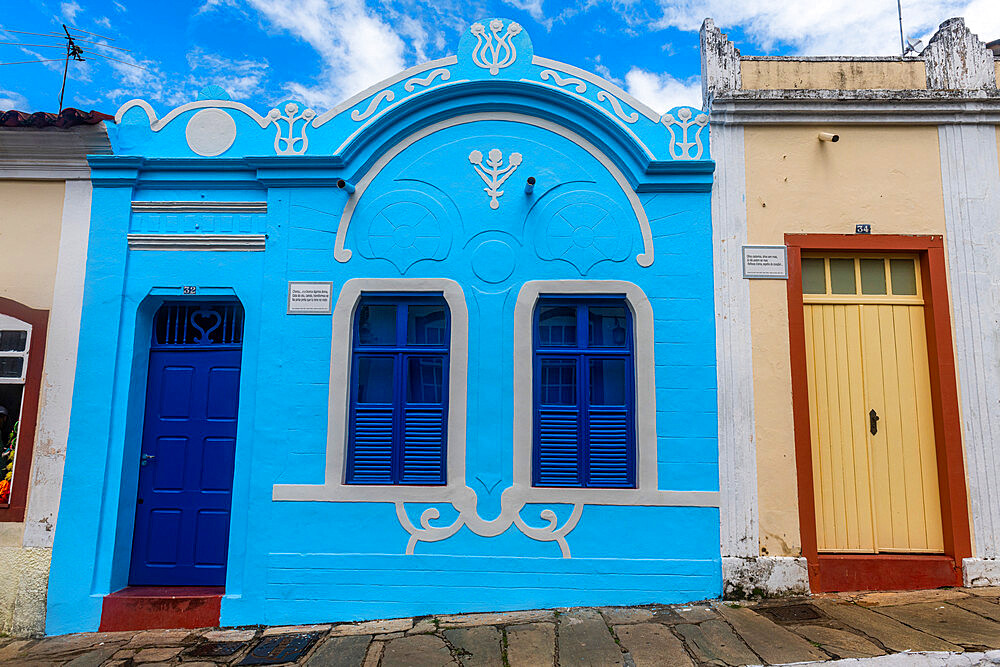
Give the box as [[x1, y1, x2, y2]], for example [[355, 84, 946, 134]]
[[126, 234, 266, 251], [130, 201, 267, 213]]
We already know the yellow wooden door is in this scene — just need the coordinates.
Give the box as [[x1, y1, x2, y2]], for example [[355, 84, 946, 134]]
[[801, 255, 944, 554]]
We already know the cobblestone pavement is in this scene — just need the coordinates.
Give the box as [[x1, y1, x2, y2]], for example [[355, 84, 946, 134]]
[[3, 587, 1000, 666]]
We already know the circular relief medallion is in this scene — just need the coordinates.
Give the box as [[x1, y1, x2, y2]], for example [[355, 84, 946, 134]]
[[471, 240, 516, 284], [185, 108, 237, 157]]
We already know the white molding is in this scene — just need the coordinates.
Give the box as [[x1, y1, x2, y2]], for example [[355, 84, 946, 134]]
[[517, 79, 655, 159], [711, 97, 1000, 125], [711, 123, 760, 559], [277, 278, 469, 503], [531, 56, 661, 123], [310, 56, 458, 128], [23, 180, 92, 547], [939, 123, 1000, 561], [126, 234, 266, 251], [334, 112, 655, 268], [130, 201, 267, 213]]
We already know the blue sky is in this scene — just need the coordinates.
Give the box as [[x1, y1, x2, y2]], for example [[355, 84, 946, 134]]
[[1, 1, 998, 115]]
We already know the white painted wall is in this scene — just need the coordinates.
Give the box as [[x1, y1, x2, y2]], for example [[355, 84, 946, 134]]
[[938, 123, 1000, 585]]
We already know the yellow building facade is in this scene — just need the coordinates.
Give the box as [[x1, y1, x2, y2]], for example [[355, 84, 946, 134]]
[[0, 114, 110, 633], [703, 17, 1000, 595]]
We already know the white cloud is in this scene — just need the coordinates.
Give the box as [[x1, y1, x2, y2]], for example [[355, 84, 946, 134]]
[[656, 0, 1000, 56], [0, 89, 29, 110], [244, 0, 407, 107], [95, 16, 112, 29], [186, 48, 269, 101], [503, 0, 546, 22], [102, 52, 189, 108], [624, 67, 702, 112], [61, 1, 82, 22]]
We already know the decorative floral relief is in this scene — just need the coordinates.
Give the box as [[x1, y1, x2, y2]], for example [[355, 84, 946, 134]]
[[596, 91, 639, 124], [470, 19, 521, 75], [266, 103, 316, 155], [404, 68, 451, 92], [395, 492, 584, 558], [356, 191, 453, 273], [534, 191, 632, 274], [539, 69, 586, 93], [662, 107, 710, 160], [469, 148, 522, 209]]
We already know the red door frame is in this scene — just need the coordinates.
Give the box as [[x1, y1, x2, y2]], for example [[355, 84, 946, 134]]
[[785, 234, 971, 592], [0, 297, 48, 523]]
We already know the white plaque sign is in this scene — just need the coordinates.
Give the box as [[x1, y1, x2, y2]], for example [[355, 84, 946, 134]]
[[742, 245, 788, 279], [287, 281, 333, 314]]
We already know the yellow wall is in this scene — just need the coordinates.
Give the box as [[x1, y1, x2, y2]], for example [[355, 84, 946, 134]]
[[743, 126, 948, 557], [0, 181, 64, 311], [995, 61, 1000, 87], [741, 60, 927, 90]]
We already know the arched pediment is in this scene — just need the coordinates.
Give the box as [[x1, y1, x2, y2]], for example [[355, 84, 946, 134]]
[[112, 17, 712, 190]]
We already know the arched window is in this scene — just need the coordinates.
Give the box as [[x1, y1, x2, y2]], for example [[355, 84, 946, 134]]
[[532, 297, 636, 488], [346, 295, 450, 485]]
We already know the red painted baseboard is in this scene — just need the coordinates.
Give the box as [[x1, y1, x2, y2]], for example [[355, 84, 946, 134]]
[[816, 554, 960, 592], [99, 586, 223, 631]]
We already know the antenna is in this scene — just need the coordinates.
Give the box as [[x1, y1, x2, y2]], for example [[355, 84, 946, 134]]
[[896, 0, 906, 56], [58, 24, 85, 112], [0, 23, 143, 111]]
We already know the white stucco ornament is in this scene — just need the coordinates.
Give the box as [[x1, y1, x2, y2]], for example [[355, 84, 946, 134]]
[[469, 148, 522, 209], [184, 108, 237, 157], [470, 19, 521, 75]]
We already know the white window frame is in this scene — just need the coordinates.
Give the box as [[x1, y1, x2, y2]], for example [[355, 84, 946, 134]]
[[274, 278, 469, 503], [512, 280, 662, 505], [0, 314, 31, 385]]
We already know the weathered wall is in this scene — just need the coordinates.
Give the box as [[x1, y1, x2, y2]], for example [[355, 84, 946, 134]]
[[743, 125, 948, 557], [740, 59, 926, 91], [0, 181, 64, 311], [0, 547, 49, 636]]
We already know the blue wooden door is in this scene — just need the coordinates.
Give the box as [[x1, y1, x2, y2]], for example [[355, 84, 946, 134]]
[[129, 346, 241, 586]]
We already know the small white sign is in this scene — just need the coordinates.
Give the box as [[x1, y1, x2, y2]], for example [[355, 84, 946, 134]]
[[287, 281, 333, 314], [742, 245, 788, 279]]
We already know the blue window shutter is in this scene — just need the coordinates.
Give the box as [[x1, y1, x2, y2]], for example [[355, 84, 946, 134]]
[[347, 405, 395, 483], [532, 298, 636, 489], [535, 406, 581, 486], [400, 406, 446, 484], [586, 408, 632, 487], [347, 297, 449, 486]]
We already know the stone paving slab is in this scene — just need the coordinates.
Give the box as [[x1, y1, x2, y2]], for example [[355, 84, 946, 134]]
[[876, 602, 1000, 648], [380, 634, 455, 666], [716, 604, 830, 664], [814, 599, 963, 653], [443, 626, 502, 667], [506, 622, 554, 666], [675, 619, 760, 666], [950, 596, 1000, 623], [614, 622, 694, 666], [790, 624, 885, 659], [7, 587, 1000, 665], [557, 613, 623, 666]]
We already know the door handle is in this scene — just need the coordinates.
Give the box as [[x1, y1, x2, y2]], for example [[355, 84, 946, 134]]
[[140, 453, 156, 467], [869, 409, 879, 436]]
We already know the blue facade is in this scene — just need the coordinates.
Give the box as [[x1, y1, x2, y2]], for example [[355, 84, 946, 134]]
[[47, 19, 719, 633]]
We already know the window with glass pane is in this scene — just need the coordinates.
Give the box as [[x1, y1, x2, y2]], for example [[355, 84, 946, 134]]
[[346, 296, 449, 485], [532, 297, 635, 488], [0, 325, 28, 508]]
